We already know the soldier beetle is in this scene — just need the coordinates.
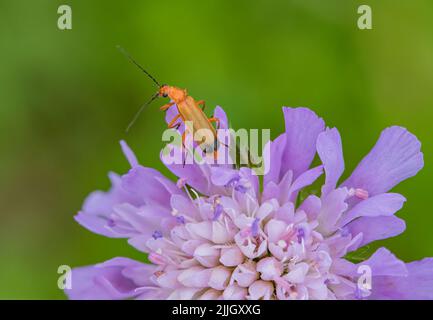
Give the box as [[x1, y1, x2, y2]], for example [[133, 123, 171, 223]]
[[118, 46, 223, 161]]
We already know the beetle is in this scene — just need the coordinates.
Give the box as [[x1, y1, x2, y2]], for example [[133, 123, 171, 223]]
[[118, 46, 222, 160]]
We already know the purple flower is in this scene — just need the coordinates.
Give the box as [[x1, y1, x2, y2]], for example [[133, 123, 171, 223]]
[[67, 106, 433, 300]]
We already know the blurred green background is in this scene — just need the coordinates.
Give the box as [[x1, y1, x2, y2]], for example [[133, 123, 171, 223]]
[[0, 0, 432, 299]]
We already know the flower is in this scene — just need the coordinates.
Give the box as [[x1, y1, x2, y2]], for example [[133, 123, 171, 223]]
[[66, 106, 433, 300]]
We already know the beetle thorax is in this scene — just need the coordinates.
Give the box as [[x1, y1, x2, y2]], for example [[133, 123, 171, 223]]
[[160, 85, 187, 104]]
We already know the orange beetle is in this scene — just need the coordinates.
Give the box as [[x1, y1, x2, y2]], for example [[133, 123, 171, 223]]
[[159, 85, 220, 154], [119, 46, 221, 158]]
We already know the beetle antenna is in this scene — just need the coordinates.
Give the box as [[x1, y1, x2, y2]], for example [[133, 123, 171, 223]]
[[116, 45, 161, 88], [125, 92, 160, 133]]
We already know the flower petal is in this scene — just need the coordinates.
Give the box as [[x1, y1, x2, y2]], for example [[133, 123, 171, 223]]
[[317, 188, 348, 235], [369, 258, 433, 300], [346, 215, 406, 249], [299, 195, 321, 220], [161, 147, 220, 195], [281, 107, 325, 179], [338, 193, 406, 227], [285, 262, 309, 284], [213, 105, 228, 130], [316, 128, 344, 196], [223, 284, 247, 300], [360, 247, 407, 277], [122, 166, 180, 208], [65, 257, 155, 300], [263, 133, 286, 186], [342, 126, 423, 196], [75, 172, 143, 238], [288, 165, 323, 202], [248, 280, 274, 300], [208, 266, 231, 290], [219, 246, 244, 267], [120, 140, 139, 167], [177, 267, 212, 288]]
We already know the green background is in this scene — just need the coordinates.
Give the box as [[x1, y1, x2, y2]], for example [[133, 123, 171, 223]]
[[1, 0, 432, 299]]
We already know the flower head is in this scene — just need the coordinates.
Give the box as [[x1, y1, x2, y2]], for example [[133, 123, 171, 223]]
[[67, 106, 433, 300]]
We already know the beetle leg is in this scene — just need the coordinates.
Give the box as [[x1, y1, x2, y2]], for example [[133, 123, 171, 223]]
[[181, 130, 187, 147], [197, 100, 206, 111], [213, 149, 218, 163], [160, 102, 175, 111], [181, 130, 190, 167], [168, 122, 181, 130], [168, 114, 182, 128], [207, 117, 221, 129]]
